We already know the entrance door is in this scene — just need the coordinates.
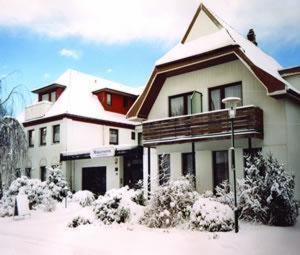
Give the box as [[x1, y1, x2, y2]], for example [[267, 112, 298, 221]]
[[82, 167, 106, 195], [124, 154, 143, 189], [213, 151, 229, 190]]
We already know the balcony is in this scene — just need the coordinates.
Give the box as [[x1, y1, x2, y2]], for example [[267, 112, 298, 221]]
[[25, 101, 53, 121], [142, 106, 263, 146]]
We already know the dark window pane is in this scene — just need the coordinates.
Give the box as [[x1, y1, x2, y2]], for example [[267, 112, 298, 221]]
[[40, 127, 47, 145], [15, 168, 21, 178], [25, 168, 31, 178], [53, 125, 60, 143], [138, 133, 143, 146], [213, 151, 229, 189], [40, 166, 47, 181], [106, 93, 112, 106], [182, 153, 195, 176], [109, 129, 118, 145], [158, 154, 170, 186], [28, 129, 34, 147], [131, 132, 136, 140]]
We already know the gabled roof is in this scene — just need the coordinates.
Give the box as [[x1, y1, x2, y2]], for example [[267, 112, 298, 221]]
[[127, 3, 300, 120], [24, 69, 141, 126]]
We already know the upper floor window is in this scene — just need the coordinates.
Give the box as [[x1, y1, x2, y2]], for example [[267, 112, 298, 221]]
[[209, 82, 242, 111], [109, 129, 118, 145], [28, 129, 34, 147], [40, 127, 47, 146], [106, 93, 112, 106], [124, 97, 129, 108], [50, 91, 56, 103], [131, 131, 136, 140], [169, 91, 202, 117], [41, 93, 49, 101], [52, 125, 60, 144]]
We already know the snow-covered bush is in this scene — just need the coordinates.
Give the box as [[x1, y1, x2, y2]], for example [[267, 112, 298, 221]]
[[0, 176, 46, 216], [215, 153, 298, 226], [41, 190, 57, 212], [73, 190, 95, 207], [93, 186, 144, 225], [46, 167, 69, 202], [190, 197, 234, 232], [67, 216, 92, 228], [131, 189, 146, 206], [140, 178, 198, 228]]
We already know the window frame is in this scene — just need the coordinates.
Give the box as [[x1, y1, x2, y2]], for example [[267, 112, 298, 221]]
[[52, 125, 60, 144], [208, 82, 243, 111], [28, 129, 34, 147], [106, 93, 112, 107], [109, 128, 119, 145], [168, 92, 193, 117], [40, 127, 47, 146]]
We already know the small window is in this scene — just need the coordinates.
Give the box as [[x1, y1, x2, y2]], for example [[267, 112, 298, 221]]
[[40, 127, 47, 146], [131, 132, 136, 140], [25, 168, 31, 178], [124, 97, 129, 108], [15, 168, 21, 178], [41, 93, 49, 101], [109, 129, 118, 145], [40, 166, 47, 181], [209, 83, 242, 111], [158, 154, 170, 186], [182, 153, 195, 177], [50, 91, 56, 103], [52, 125, 60, 144], [28, 129, 34, 147], [106, 93, 112, 106], [138, 132, 143, 146]]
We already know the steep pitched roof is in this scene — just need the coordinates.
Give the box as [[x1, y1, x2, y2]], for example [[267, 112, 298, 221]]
[[24, 69, 140, 126], [127, 3, 300, 119]]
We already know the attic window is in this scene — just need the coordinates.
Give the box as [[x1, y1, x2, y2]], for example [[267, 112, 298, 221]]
[[106, 93, 112, 106]]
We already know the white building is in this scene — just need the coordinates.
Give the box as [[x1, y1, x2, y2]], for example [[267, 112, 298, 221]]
[[127, 4, 300, 199], [21, 69, 143, 195]]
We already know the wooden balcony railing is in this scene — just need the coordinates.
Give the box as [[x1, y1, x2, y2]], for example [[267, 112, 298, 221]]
[[142, 106, 263, 146]]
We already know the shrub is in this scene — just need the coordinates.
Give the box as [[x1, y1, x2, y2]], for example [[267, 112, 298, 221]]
[[140, 178, 198, 228], [190, 197, 234, 232], [41, 190, 57, 212], [73, 190, 95, 207], [67, 216, 92, 228], [93, 192, 129, 224], [46, 167, 69, 202]]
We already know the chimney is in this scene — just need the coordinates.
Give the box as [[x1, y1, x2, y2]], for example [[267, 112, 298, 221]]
[[247, 29, 258, 46]]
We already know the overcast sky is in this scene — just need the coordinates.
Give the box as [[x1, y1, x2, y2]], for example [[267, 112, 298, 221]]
[[0, 0, 299, 114]]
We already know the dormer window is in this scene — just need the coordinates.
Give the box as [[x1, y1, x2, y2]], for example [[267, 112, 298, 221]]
[[41, 93, 49, 101], [50, 91, 56, 102], [106, 93, 112, 106]]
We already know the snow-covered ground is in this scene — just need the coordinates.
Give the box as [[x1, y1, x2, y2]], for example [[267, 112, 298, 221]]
[[0, 202, 299, 255]]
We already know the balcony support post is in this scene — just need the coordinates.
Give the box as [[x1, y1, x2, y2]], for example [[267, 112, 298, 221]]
[[147, 147, 151, 199]]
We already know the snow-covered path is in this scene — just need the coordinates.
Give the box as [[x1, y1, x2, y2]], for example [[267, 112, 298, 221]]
[[0, 203, 299, 255]]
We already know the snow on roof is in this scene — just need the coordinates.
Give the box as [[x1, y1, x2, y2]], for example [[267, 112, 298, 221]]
[[156, 4, 294, 90], [41, 69, 140, 125]]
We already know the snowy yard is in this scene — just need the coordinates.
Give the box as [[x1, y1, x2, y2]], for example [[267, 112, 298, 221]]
[[0, 202, 299, 255]]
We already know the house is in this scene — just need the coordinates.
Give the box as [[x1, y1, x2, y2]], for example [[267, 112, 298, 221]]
[[127, 4, 300, 199], [21, 69, 143, 195]]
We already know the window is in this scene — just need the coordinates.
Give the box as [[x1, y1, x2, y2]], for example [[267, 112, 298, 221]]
[[124, 97, 129, 108], [28, 129, 34, 147], [15, 168, 21, 178], [40, 127, 47, 146], [52, 125, 60, 143], [106, 93, 112, 106], [182, 153, 195, 177], [109, 129, 118, 145], [50, 91, 56, 103], [41, 93, 49, 101], [131, 132, 136, 140], [169, 91, 202, 117], [25, 168, 31, 178], [40, 166, 47, 181], [158, 154, 170, 186], [138, 132, 143, 146], [209, 83, 242, 111], [213, 151, 229, 190]]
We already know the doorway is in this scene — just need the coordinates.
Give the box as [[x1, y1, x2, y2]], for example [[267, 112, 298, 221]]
[[82, 167, 106, 195]]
